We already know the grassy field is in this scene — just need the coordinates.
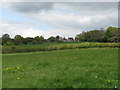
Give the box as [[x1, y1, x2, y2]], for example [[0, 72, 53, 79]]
[[2, 48, 118, 88]]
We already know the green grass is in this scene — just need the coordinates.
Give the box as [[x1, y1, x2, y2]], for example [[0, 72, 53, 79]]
[[2, 48, 118, 88]]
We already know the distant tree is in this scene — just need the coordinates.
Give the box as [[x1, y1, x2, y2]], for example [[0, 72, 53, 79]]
[[76, 30, 105, 42], [75, 31, 86, 41], [109, 28, 119, 42], [14, 35, 24, 45], [34, 36, 40, 44], [88, 30, 105, 42], [55, 35, 60, 42], [34, 36, 45, 44], [2, 34, 11, 45], [23, 37, 34, 44], [48, 36, 56, 42], [39, 36, 45, 42], [103, 26, 118, 42]]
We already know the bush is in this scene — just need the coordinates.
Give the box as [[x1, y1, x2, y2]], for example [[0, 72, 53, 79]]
[[4, 41, 14, 46], [2, 42, 119, 54]]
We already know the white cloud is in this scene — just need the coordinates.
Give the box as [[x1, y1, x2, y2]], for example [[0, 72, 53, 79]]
[[32, 10, 118, 30], [0, 2, 118, 38], [0, 22, 81, 38]]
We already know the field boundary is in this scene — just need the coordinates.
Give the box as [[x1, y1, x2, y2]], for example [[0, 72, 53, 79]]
[[2, 42, 119, 54]]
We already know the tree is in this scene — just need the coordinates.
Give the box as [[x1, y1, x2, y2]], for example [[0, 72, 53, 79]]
[[39, 36, 45, 42], [75, 30, 105, 42], [103, 26, 118, 42], [109, 28, 119, 42], [47, 36, 56, 42], [14, 35, 24, 45], [75, 31, 86, 41], [2, 34, 11, 45], [23, 37, 34, 44], [34, 36, 45, 44], [87, 30, 105, 42], [55, 35, 60, 42]]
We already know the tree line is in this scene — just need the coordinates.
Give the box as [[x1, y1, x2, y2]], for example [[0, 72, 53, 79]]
[[75, 26, 120, 42], [1, 26, 120, 45], [1, 35, 61, 45]]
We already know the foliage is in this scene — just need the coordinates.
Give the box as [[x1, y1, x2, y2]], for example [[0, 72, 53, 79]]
[[14, 35, 24, 45], [2, 34, 12, 45], [2, 42, 119, 54], [104, 27, 118, 42], [47, 36, 56, 42], [33, 36, 45, 44], [1, 26, 119, 45], [75, 27, 119, 42], [4, 41, 14, 46]]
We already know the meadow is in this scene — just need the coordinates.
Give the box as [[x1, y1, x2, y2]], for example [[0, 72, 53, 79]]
[[2, 48, 118, 88]]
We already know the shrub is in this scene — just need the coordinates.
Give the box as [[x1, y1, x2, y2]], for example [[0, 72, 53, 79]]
[[2, 42, 119, 54]]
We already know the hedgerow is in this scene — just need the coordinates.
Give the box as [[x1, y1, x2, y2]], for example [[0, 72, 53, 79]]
[[2, 42, 119, 54]]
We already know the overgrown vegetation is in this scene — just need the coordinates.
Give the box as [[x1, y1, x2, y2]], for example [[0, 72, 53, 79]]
[[2, 42, 119, 54], [2, 48, 118, 88]]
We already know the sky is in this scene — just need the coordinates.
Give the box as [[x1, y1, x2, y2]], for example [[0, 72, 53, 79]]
[[0, 2, 118, 38]]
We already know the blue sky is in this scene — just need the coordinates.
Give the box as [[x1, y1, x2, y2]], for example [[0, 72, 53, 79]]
[[1, 8, 52, 30]]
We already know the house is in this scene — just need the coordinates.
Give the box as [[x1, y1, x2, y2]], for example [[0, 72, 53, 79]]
[[59, 37, 74, 42], [59, 37, 68, 42], [68, 37, 74, 42]]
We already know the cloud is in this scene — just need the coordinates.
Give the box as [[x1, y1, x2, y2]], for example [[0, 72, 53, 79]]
[[55, 2, 117, 12], [7, 2, 118, 14], [8, 2, 54, 13], [4, 2, 118, 18], [0, 2, 118, 38], [33, 10, 118, 30], [0, 22, 81, 38]]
